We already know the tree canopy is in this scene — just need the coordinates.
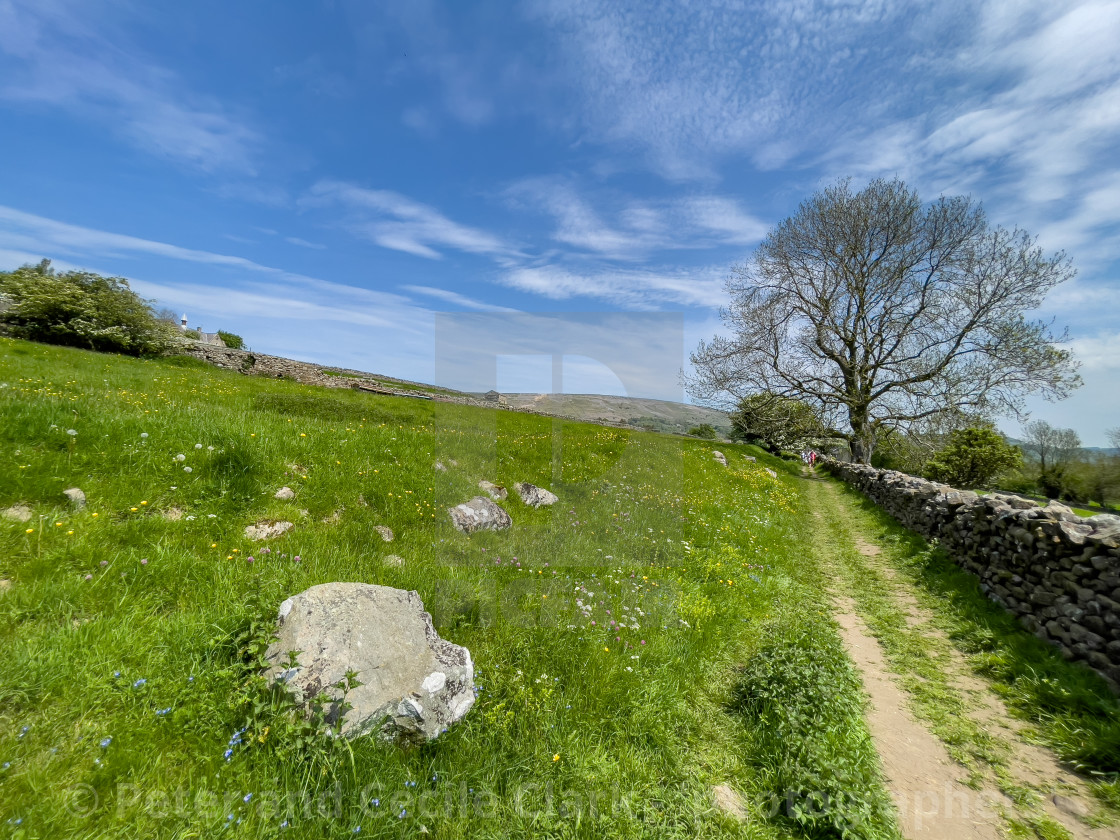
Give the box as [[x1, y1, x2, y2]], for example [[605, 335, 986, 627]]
[[689, 178, 1081, 463], [0, 260, 178, 356], [729, 393, 831, 454]]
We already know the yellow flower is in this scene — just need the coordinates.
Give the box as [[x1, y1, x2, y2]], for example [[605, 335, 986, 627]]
[[25, 528, 33, 534], [140, 501, 147, 506], [300, 433, 307, 437], [67, 530, 74, 535], [92, 513, 98, 517], [211, 543, 218, 548], [130, 507, 138, 512], [603, 647, 609, 652], [553, 754, 560, 762]]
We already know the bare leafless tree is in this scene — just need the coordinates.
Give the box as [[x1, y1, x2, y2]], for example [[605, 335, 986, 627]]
[[689, 178, 1081, 463]]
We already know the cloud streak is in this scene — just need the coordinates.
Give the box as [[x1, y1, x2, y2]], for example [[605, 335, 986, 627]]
[[0, 0, 260, 172]]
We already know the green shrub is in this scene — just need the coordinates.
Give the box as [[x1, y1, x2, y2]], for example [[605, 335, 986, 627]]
[[217, 330, 244, 349], [0, 260, 177, 356], [924, 426, 1022, 488], [687, 423, 718, 439]]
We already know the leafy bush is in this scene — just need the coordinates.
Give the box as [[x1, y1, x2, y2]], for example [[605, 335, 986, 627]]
[[217, 330, 244, 349], [687, 423, 718, 439], [923, 426, 1022, 488], [0, 260, 177, 356]]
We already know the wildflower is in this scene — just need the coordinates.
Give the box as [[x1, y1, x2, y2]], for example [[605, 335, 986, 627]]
[[133, 678, 146, 688], [195, 443, 203, 449], [370, 799, 380, 807], [246, 557, 254, 564], [100, 737, 112, 748], [183, 467, 192, 473], [140, 432, 149, 438], [175, 454, 185, 462], [141, 559, 148, 566], [293, 555, 301, 563], [84, 574, 92, 581], [243, 793, 252, 803], [19, 726, 29, 738], [25, 529, 33, 534], [603, 646, 609, 652], [140, 501, 147, 506], [67, 429, 77, 436]]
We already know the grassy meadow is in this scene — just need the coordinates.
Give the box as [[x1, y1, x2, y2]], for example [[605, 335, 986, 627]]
[[0, 337, 901, 839], [4, 336, 1117, 839]]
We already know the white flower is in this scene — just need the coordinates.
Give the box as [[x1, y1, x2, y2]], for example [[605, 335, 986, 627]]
[[183, 466, 192, 473], [174, 454, 185, 462], [66, 429, 77, 436], [207, 446, 214, 451], [140, 432, 148, 439], [194, 443, 202, 449]]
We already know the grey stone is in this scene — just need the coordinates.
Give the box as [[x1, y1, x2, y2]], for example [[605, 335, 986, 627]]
[[245, 520, 294, 540], [712, 451, 728, 467], [274, 486, 296, 500], [515, 482, 558, 508], [449, 497, 512, 533], [1, 504, 31, 522], [478, 480, 507, 501], [374, 526, 394, 542], [1051, 794, 1089, 819], [63, 487, 86, 509], [264, 583, 474, 744], [711, 785, 747, 821]]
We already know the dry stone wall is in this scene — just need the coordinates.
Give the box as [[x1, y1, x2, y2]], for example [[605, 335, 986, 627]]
[[823, 459, 1120, 689]]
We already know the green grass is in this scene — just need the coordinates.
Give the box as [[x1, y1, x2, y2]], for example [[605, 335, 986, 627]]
[[0, 338, 900, 840]]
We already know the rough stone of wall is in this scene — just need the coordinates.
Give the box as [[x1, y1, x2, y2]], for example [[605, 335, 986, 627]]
[[823, 459, 1120, 689]]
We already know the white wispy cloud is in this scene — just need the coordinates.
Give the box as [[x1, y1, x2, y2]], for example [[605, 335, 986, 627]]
[[500, 264, 726, 308], [402, 285, 520, 312], [308, 180, 517, 261], [0, 0, 260, 172], [505, 177, 768, 259]]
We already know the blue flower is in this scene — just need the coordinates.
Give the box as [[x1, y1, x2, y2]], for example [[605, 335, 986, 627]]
[[370, 798, 380, 807], [243, 793, 252, 803], [133, 678, 147, 689], [223, 748, 233, 761], [100, 737, 112, 748]]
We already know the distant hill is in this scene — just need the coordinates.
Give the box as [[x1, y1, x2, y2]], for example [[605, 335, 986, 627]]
[[497, 393, 732, 436]]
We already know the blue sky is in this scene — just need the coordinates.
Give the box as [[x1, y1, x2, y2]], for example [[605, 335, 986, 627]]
[[1, 0, 1117, 444]]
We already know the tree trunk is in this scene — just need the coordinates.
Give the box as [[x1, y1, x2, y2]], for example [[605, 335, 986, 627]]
[[848, 410, 876, 464]]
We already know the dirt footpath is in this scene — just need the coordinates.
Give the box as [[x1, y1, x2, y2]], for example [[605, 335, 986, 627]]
[[809, 476, 1115, 840]]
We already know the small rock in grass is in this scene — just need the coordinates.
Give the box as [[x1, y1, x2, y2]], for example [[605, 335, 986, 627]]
[[515, 482, 558, 508], [449, 497, 511, 533], [765, 468, 777, 478], [63, 487, 86, 509], [478, 480, 507, 501], [375, 525, 394, 542], [743, 455, 757, 462], [435, 461, 448, 472], [245, 520, 294, 540], [275, 486, 296, 500], [712, 451, 728, 466], [0, 579, 11, 593], [264, 582, 475, 743], [384, 554, 405, 567], [162, 507, 183, 522], [712, 785, 747, 821], [2, 504, 32, 523], [1051, 794, 1089, 819]]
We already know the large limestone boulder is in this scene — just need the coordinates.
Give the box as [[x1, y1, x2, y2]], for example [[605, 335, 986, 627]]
[[515, 482, 558, 507], [264, 583, 475, 744], [449, 497, 511, 533]]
